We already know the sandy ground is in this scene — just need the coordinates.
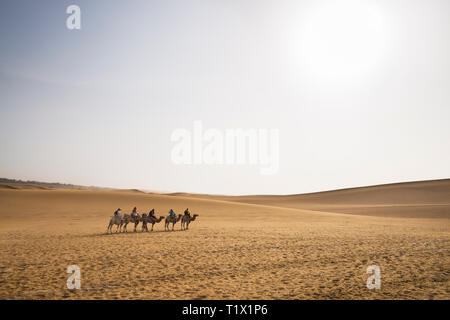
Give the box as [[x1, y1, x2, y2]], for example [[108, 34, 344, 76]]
[[0, 180, 448, 299]]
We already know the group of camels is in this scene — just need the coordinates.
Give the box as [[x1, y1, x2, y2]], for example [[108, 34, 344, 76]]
[[107, 211, 199, 233]]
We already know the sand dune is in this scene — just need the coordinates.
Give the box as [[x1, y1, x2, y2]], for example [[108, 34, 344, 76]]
[[0, 180, 448, 299], [169, 179, 450, 218]]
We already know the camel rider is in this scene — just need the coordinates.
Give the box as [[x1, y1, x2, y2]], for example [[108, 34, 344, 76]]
[[184, 208, 191, 218], [169, 209, 176, 217], [149, 208, 155, 218], [131, 207, 138, 218], [114, 208, 122, 218]]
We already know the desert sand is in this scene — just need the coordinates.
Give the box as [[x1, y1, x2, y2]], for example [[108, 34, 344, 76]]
[[0, 179, 448, 299]]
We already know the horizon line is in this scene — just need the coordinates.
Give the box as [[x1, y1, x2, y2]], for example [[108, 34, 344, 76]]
[[1, 177, 449, 198]]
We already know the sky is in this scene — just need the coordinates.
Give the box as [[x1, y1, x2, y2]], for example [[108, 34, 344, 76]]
[[0, 0, 449, 195]]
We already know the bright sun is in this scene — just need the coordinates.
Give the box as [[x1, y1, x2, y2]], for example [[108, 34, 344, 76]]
[[294, 0, 386, 83]]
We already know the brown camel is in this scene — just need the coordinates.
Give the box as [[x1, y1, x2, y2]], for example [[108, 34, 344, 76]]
[[181, 214, 199, 230], [122, 213, 141, 232], [107, 215, 123, 233], [165, 214, 182, 231], [141, 214, 164, 232]]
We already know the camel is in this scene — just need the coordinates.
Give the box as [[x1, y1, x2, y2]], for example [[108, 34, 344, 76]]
[[181, 214, 199, 230], [141, 214, 164, 232], [165, 214, 182, 231], [107, 215, 124, 233], [122, 213, 141, 232]]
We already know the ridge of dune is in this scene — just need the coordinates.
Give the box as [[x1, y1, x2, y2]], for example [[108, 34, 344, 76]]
[[167, 179, 450, 218], [169, 179, 450, 203]]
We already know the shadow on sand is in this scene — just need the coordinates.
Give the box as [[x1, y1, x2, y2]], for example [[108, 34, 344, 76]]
[[91, 229, 188, 237]]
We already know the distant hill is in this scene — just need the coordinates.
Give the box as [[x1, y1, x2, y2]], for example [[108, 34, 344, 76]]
[[0, 178, 104, 191]]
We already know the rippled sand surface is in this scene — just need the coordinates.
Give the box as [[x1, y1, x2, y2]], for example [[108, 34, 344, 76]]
[[0, 181, 448, 299]]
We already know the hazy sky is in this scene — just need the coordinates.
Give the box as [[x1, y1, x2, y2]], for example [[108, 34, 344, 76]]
[[1, 0, 449, 195]]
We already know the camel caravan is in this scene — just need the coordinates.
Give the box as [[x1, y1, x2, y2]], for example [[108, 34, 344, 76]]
[[107, 207, 199, 233]]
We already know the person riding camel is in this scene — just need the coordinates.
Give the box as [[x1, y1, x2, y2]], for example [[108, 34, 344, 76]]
[[169, 209, 176, 217], [184, 208, 191, 218], [114, 208, 122, 218], [131, 207, 138, 219], [149, 208, 156, 218]]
